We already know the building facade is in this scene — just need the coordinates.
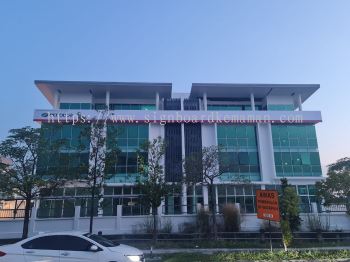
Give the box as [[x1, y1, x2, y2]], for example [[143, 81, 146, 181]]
[[29, 80, 331, 232]]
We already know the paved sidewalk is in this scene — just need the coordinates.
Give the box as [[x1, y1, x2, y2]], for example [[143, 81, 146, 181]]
[[142, 246, 350, 254]]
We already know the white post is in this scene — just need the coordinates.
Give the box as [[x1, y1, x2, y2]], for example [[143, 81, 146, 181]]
[[181, 184, 187, 214], [203, 185, 209, 209], [156, 92, 160, 110], [297, 94, 303, 111], [203, 93, 208, 111], [73, 206, 81, 230], [98, 187, 104, 217], [116, 205, 122, 232], [106, 90, 110, 109], [157, 202, 163, 231], [250, 93, 255, 111], [311, 202, 318, 214], [180, 97, 184, 111], [235, 203, 241, 215], [53, 90, 60, 109], [29, 206, 37, 237]]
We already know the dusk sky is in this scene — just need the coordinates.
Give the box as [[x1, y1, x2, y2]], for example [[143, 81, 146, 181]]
[[0, 0, 349, 167]]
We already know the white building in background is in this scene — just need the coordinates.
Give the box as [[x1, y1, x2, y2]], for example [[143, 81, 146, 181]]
[[1, 80, 349, 238]]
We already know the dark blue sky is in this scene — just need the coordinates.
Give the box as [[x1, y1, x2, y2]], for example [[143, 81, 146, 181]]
[[0, 0, 349, 166]]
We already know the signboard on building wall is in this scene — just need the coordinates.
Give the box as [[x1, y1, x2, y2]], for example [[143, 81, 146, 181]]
[[256, 189, 280, 222]]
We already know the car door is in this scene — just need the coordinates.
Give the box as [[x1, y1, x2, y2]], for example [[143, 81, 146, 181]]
[[21, 235, 60, 262], [58, 235, 101, 262]]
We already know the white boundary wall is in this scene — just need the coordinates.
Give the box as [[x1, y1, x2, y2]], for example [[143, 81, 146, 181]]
[[0, 206, 349, 240]]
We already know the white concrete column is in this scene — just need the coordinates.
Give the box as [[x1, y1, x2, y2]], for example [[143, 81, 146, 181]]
[[198, 98, 202, 110], [53, 90, 61, 109], [250, 93, 255, 111], [215, 185, 219, 214], [256, 123, 276, 183], [203, 185, 209, 207], [106, 90, 110, 109], [98, 187, 104, 217], [297, 94, 303, 111], [157, 203, 163, 217], [116, 205, 122, 231], [234, 203, 241, 215], [29, 206, 37, 237], [203, 93, 208, 111], [181, 184, 187, 214], [311, 202, 318, 213], [73, 206, 81, 230], [156, 92, 160, 110], [180, 97, 184, 111]]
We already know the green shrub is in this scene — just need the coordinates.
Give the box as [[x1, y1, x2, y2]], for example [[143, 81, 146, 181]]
[[178, 222, 196, 234], [222, 204, 240, 232], [196, 208, 211, 235], [306, 213, 330, 232], [160, 218, 173, 233]]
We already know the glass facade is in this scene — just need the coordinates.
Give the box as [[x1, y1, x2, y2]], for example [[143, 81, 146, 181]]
[[267, 104, 294, 111], [217, 125, 260, 181], [60, 103, 156, 110], [37, 124, 90, 176], [60, 103, 92, 110], [37, 186, 149, 217], [103, 186, 149, 216], [266, 184, 318, 213], [217, 184, 261, 213], [110, 104, 155, 110], [105, 124, 149, 183], [272, 125, 322, 177], [208, 105, 261, 111]]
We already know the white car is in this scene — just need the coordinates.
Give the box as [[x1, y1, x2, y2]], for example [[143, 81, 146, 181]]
[[0, 232, 145, 262]]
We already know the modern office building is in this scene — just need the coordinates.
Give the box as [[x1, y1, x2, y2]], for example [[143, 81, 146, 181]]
[[32, 81, 324, 218], [2, 80, 349, 239]]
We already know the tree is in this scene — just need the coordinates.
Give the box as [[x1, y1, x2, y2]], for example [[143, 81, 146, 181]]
[[279, 178, 301, 250], [137, 136, 168, 242], [316, 157, 350, 214], [183, 145, 222, 239], [0, 127, 68, 239], [79, 118, 120, 234]]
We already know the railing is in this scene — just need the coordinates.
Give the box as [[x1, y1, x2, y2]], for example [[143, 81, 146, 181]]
[[37, 208, 75, 219], [122, 205, 150, 216], [322, 204, 348, 213], [162, 205, 198, 215], [0, 209, 28, 219]]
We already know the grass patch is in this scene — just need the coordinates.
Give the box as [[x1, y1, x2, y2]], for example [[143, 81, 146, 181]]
[[118, 240, 350, 250], [158, 250, 350, 262]]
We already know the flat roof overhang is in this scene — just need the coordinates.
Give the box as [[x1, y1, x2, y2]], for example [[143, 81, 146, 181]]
[[35, 80, 172, 106], [190, 83, 320, 103]]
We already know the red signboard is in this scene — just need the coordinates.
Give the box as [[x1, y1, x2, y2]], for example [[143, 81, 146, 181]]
[[256, 190, 280, 222]]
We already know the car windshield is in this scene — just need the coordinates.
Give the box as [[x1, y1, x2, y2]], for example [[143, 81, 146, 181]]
[[84, 234, 119, 247]]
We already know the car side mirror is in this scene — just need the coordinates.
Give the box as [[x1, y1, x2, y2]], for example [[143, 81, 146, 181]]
[[89, 245, 99, 252]]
